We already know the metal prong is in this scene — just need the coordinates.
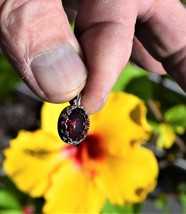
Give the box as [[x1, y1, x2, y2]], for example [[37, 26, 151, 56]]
[[69, 95, 81, 106]]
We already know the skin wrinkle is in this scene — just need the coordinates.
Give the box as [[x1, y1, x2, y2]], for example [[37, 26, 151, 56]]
[[0, 10, 24, 62], [30, 50, 87, 103], [0, 1, 47, 99], [81, 22, 128, 46], [131, 37, 166, 74], [3, 2, 66, 58], [134, 0, 186, 92], [132, 0, 182, 74], [162, 45, 186, 84], [138, 0, 158, 21], [76, 0, 138, 113], [0, 1, 5, 6], [78, 0, 186, 114], [163, 46, 186, 69], [4, 0, 32, 12], [81, 24, 129, 71], [1, 39, 45, 99], [137, 0, 186, 59], [0, 0, 77, 60], [76, 0, 136, 35], [0, 0, 86, 103], [0, 0, 185, 113], [43, 79, 87, 103], [4, 0, 81, 59]]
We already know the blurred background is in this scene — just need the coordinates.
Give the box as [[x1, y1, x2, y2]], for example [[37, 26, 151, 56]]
[[0, 0, 186, 213], [0, 52, 185, 214]]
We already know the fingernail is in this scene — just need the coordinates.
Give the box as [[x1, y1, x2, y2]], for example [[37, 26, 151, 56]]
[[31, 44, 87, 102]]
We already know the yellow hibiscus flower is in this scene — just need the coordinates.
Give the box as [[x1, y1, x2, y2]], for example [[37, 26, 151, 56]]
[[3, 92, 158, 213]]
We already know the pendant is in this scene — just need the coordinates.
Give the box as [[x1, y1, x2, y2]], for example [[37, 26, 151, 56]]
[[57, 95, 90, 145]]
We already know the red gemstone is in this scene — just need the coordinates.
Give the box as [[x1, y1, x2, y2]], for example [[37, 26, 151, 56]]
[[66, 109, 85, 138], [58, 106, 89, 145]]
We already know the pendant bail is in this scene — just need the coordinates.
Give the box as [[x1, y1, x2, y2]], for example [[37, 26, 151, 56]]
[[69, 95, 81, 106]]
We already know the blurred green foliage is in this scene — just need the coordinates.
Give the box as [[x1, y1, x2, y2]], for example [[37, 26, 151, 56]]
[[113, 63, 153, 102], [165, 105, 186, 129], [0, 176, 43, 214], [0, 38, 185, 212], [101, 200, 142, 214], [0, 53, 20, 103], [0, 189, 21, 210], [114, 63, 186, 150], [155, 197, 170, 214]]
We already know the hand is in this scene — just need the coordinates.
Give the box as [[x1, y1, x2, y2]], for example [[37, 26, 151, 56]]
[[0, 0, 185, 114]]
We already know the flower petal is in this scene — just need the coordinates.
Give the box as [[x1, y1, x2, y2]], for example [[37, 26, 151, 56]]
[[94, 145, 158, 205], [43, 161, 105, 213], [89, 92, 151, 155], [3, 130, 64, 197], [41, 102, 68, 137]]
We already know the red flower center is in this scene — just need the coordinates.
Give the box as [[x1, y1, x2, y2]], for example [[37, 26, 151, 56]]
[[63, 134, 106, 169], [75, 134, 106, 163]]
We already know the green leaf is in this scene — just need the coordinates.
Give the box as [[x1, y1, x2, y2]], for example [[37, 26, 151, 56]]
[[164, 105, 186, 128], [148, 120, 160, 134], [0, 53, 20, 101], [155, 197, 170, 214], [0, 189, 21, 209], [133, 203, 142, 214], [101, 200, 138, 214], [155, 197, 167, 210], [113, 63, 147, 91], [181, 0, 186, 4], [0, 209, 22, 214], [0, 176, 25, 201], [125, 75, 154, 102], [179, 193, 186, 214], [71, 22, 75, 31], [178, 182, 186, 193], [174, 126, 185, 135]]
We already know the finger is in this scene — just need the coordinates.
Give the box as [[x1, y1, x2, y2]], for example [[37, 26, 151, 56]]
[[75, 0, 138, 114], [131, 36, 166, 75], [137, 0, 186, 91], [0, 0, 87, 103]]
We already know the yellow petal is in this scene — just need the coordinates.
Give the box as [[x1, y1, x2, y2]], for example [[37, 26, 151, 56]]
[[95, 145, 158, 205], [156, 123, 176, 149], [89, 92, 152, 155], [41, 102, 68, 137], [3, 130, 64, 197], [43, 161, 105, 213], [41, 91, 151, 156], [41, 92, 151, 148]]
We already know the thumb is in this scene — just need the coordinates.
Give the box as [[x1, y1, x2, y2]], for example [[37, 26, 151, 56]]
[[0, 0, 87, 102]]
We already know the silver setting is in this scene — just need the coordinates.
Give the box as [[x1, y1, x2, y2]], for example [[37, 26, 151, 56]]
[[69, 94, 81, 106], [58, 95, 90, 145]]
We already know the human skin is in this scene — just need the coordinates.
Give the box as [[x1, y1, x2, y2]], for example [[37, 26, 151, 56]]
[[0, 0, 185, 114]]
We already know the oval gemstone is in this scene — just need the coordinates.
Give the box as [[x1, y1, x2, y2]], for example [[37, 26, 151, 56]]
[[66, 109, 86, 139], [58, 106, 89, 145]]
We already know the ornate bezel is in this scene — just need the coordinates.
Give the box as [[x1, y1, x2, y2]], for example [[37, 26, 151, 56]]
[[58, 104, 90, 145]]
